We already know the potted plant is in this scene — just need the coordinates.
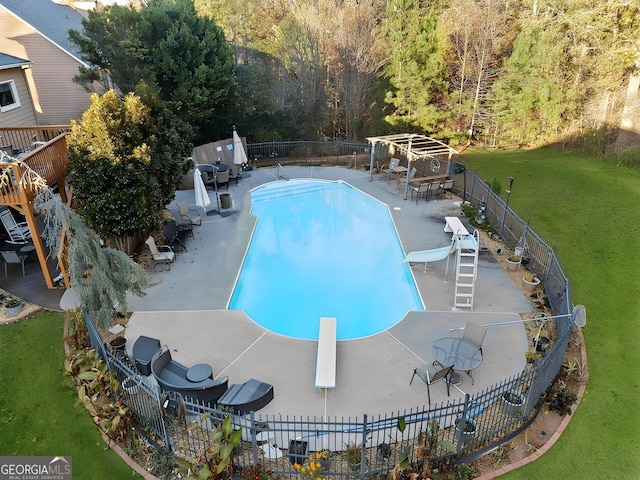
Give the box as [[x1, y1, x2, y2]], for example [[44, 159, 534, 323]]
[[109, 336, 127, 356], [5, 298, 23, 316], [534, 328, 551, 352], [288, 439, 308, 466], [376, 442, 392, 462], [506, 254, 521, 271], [525, 350, 542, 364], [501, 390, 526, 415], [344, 442, 363, 471], [317, 449, 332, 472], [454, 416, 477, 444], [523, 273, 541, 293], [122, 375, 140, 395]]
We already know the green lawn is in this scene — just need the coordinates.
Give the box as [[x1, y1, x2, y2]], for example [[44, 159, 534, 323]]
[[0, 311, 141, 479], [1, 146, 638, 479], [461, 146, 640, 479]]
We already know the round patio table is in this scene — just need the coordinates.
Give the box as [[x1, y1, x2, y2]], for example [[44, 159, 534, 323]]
[[432, 337, 482, 385], [186, 363, 213, 383]]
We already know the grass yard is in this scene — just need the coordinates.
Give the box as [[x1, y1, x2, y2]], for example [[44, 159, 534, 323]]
[[0, 310, 141, 479], [461, 146, 640, 479]]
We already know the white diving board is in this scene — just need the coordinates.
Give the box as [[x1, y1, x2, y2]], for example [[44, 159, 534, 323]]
[[315, 317, 337, 388], [444, 216, 470, 238]]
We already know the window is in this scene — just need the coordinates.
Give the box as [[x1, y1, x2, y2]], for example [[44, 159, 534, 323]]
[[0, 80, 21, 113]]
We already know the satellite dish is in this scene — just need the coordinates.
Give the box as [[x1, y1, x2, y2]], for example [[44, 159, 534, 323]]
[[571, 305, 586, 328]]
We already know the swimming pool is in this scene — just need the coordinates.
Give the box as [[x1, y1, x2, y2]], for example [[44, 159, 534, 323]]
[[228, 180, 424, 340]]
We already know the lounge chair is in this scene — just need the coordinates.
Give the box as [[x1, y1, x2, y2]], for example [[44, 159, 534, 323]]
[[0, 207, 31, 244], [404, 236, 458, 274], [177, 201, 201, 228], [151, 346, 228, 405], [217, 378, 274, 415], [145, 236, 175, 271]]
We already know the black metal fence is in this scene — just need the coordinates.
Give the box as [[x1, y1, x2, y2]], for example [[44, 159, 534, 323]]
[[82, 152, 580, 477]]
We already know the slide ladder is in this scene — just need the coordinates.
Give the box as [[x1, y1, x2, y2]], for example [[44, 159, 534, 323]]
[[454, 230, 479, 310]]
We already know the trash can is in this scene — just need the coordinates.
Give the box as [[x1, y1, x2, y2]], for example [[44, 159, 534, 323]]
[[220, 193, 232, 209]]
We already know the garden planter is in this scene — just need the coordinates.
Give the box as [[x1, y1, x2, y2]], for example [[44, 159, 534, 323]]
[[109, 337, 127, 356], [6, 304, 23, 316], [535, 336, 551, 352], [501, 391, 525, 415], [455, 417, 477, 444], [523, 276, 541, 293], [122, 376, 139, 395], [319, 458, 332, 472], [506, 259, 520, 271], [288, 440, 308, 466], [376, 443, 392, 462]]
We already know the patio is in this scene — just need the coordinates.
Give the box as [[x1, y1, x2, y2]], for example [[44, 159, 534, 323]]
[[119, 166, 531, 418]]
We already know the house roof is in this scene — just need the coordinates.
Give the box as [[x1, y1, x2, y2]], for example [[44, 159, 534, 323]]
[[0, 0, 87, 63], [0, 52, 31, 70]]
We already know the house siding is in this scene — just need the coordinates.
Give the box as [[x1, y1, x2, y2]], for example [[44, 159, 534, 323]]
[[0, 10, 93, 124], [0, 68, 37, 127]]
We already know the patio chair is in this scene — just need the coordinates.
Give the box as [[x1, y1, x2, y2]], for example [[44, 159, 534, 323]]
[[177, 201, 201, 227], [426, 180, 441, 202], [162, 220, 187, 253], [0, 207, 31, 244], [437, 179, 455, 199], [410, 364, 453, 408], [145, 236, 175, 271], [0, 249, 28, 277], [216, 168, 229, 190], [397, 166, 417, 191], [228, 164, 240, 185], [410, 182, 430, 204], [462, 320, 487, 356]]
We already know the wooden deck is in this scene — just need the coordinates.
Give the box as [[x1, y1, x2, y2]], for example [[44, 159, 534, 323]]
[[0, 127, 71, 288]]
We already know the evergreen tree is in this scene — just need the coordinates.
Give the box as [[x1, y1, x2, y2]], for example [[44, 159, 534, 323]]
[[381, 0, 450, 134], [70, 0, 235, 142]]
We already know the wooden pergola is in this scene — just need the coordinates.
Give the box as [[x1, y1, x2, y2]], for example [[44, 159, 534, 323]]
[[0, 127, 71, 289], [366, 133, 458, 199]]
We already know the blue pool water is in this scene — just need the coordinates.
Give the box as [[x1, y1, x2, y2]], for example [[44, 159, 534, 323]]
[[228, 180, 424, 340]]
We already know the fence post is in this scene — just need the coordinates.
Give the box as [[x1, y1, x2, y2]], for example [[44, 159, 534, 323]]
[[360, 414, 367, 480], [249, 411, 259, 467]]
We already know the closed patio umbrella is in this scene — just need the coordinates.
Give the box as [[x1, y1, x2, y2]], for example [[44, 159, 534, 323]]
[[193, 163, 211, 210], [233, 126, 248, 167]]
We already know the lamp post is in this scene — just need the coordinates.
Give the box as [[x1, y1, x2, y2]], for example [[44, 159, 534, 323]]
[[500, 177, 514, 236]]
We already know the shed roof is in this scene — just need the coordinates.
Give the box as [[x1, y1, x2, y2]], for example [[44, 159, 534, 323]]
[[367, 133, 457, 159]]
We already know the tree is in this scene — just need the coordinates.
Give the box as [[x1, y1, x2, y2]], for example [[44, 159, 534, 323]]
[[67, 89, 190, 252], [381, 0, 451, 134], [70, 0, 235, 142]]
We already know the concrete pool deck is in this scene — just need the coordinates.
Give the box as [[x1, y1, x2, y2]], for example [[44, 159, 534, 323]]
[[121, 166, 533, 418]]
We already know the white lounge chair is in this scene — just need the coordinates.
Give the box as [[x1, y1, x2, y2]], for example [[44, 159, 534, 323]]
[[404, 236, 459, 274]]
